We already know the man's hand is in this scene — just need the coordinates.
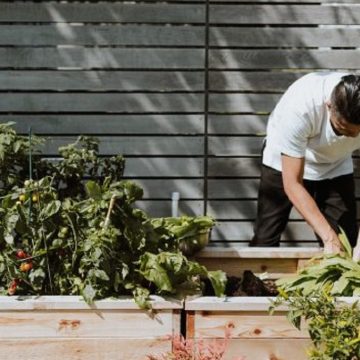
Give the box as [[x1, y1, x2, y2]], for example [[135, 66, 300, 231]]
[[323, 237, 342, 255]]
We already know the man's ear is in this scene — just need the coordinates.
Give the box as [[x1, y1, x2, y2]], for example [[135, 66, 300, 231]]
[[325, 100, 331, 109]]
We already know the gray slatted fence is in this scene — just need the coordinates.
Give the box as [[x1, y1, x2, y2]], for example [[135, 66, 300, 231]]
[[1, 0, 359, 247]]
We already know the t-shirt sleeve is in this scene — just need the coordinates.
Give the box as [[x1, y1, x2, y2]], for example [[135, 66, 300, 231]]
[[276, 111, 312, 158]]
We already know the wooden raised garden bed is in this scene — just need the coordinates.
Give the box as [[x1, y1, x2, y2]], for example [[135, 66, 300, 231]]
[[0, 295, 182, 360], [195, 247, 322, 279], [185, 296, 310, 360]]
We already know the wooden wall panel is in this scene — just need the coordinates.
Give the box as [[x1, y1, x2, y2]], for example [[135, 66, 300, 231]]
[[209, 5, 360, 25], [1, 0, 358, 246], [0, 3, 205, 23]]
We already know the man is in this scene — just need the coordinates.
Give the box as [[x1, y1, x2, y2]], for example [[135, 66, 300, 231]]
[[250, 72, 360, 258]]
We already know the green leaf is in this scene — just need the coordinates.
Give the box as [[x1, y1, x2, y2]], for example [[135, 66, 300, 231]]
[[85, 181, 102, 200], [29, 268, 46, 291], [338, 226, 352, 258], [82, 284, 96, 304], [4, 234, 14, 244], [39, 200, 61, 220], [287, 309, 302, 330], [132, 287, 150, 310], [207, 270, 227, 297], [94, 269, 110, 281], [331, 276, 350, 295], [139, 253, 173, 293]]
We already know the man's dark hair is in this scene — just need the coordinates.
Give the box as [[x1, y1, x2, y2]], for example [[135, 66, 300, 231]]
[[331, 74, 360, 125]]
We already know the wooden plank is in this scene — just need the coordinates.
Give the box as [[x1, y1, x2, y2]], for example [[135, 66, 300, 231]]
[[208, 158, 261, 177], [186, 297, 285, 311], [0, 25, 204, 46], [210, 27, 360, 47], [0, 338, 171, 360], [208, 115, 267, 134], [208, 178, 260, 198], [209, 94, 278, 113], [0, 93, 204, 113], [208, 200, 360, 220], [0, 310, 175, 338], [208, 158, 360, 177], [209, 5, 360, 25], [195, 257, 298, 277], [0, 3, 205, 23], [193, 311, 308, 338], [208, 137, 264, 156], [210, 221, 317, 241], [137, 179, 203, 199], [0, 295, 182, 310], [208, 242, 320, 248], [11, 115, 204, 135], [124, 158, 204, 177], [208, 178, 360, 198], [196, 247, 322, 259], [136, 200, 204, 217], [42, 136, 203, 156], [204, 339, 310, 360], [0, 48, 204, 69], [210, 49, 360, 70], [0, 71, 204, 91], [209, 71, 307, 92]]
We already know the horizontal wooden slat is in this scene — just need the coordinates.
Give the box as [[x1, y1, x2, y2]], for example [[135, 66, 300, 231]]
[[0, 48, 204, 69], [208, 158, 360, 177], [208, 200, 360, 220], [0, 338, 170, 360], [210, 5, 360, 25], [194, 312, 307, 338], [208, 115, 267, 134], [214, 177, 360, 198], [0, 93, 204, 113], [207, 242, 320, 247], [197, 257, 299, 277], [209, 71, 307, 92], [136, 200, 203, 217], [210, 49, 360, 70], [124, 158, 204, 177], [208, 179, 360, 198], [0, 3, 205, 23], [0, 25, 204, 46], [196, 247, 322, 259], [208, 179, 260, 198], [208, 158, 261, 177], [0, 310, 174, 338], [42, 136, 203, 156], [209, 94, 279, 113], [208, 137, 264, 156], [11, 115, 204, 135], [210, 27, 360, 47], [0, 295, 181, 310], [138, 179, 203, 199], [0, 71, 204, 91], [211, 221, 317, 241], [203, 339, 310, 360]]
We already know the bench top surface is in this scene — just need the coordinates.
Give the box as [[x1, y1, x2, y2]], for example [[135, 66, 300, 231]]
[[196, 247, 323, 259], [0, 295, 183, 310]]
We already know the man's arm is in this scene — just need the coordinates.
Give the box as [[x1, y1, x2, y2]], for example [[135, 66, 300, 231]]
[[281, 154, 342, 254]]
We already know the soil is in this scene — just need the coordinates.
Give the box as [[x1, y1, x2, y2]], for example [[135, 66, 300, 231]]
[[202, 270, 279, 297]]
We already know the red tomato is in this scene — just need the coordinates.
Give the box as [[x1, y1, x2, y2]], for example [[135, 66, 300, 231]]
[[16, 250, 27, 259]]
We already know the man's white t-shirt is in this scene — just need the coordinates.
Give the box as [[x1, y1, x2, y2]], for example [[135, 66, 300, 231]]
[[263, 72, 360, 180]]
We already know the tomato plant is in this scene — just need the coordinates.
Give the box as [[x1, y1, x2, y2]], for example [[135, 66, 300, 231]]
[[0, 125, 226, 308]]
